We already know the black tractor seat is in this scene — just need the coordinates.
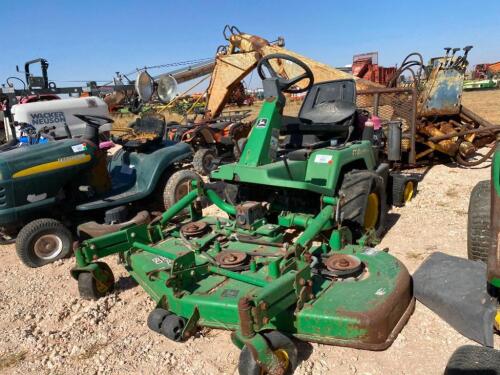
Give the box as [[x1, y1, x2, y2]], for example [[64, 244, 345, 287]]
[[280, 79, 359, 149], [114, 115, 166, 150]]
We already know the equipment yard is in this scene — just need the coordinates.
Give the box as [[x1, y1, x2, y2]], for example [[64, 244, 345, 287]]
[[0, 90, 498, 375]]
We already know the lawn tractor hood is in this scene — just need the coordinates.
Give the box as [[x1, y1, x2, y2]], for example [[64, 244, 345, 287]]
[[0, 139, 97, 224]]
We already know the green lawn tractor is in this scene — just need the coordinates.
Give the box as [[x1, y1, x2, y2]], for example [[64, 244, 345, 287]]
[[414, 138, 500, 347], [0, 114, 198, 267], [71, 54, 415, 375]]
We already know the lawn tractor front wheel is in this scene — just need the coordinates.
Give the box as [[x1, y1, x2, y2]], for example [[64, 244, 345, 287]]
[[193, 148, 217, 176], [160, 314, 186, 342], [238, 331, 298, 375], [163, 170, 202, 213], [16, 218, 73, 268], [78, 262, 115, 300]]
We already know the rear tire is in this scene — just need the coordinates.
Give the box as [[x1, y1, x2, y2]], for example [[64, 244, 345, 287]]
[[445, 345, 500, 375], [193, 148, 217, 176], [340, 171, 387, 240], [163, 170, 202, 213], [467, 180, 491, 262], [16, 218, 72, 268]]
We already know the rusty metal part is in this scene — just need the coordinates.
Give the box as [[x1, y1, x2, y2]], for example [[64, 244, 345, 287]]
[[428, 125, 500, 143], [215, 251, 249, 269], [458, 141, 476, 158], [324, 254, 363, 277], [419, 123, 459, 155], [237, 297, 255, 338], [180, 221, 208, 238]]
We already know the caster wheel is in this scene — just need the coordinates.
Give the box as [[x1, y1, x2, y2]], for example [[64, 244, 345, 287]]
[[78, 262, 114, 300], [160, 314, 186, 342], [238, 331, 298, 375], [147, 308, 171, 333]]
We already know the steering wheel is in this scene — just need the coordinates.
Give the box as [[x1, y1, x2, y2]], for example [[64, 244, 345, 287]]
[[257, 53, 314, 94], [73, 114, 114, 129]]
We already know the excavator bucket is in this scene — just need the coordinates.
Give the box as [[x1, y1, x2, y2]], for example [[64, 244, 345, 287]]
[[413, 251, 497, 347]]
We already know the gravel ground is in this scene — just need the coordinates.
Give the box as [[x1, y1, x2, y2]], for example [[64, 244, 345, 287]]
[[0, 90, 498, 374]]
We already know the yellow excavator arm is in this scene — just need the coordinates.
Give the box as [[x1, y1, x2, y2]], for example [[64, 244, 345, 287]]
[[204, 26, 380, 119]]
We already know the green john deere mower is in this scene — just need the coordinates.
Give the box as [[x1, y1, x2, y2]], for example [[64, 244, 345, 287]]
[[71, 54, 414, 375]]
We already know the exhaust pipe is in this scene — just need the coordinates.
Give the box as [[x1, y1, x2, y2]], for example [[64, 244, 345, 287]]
[[387, 121, 402, 161]]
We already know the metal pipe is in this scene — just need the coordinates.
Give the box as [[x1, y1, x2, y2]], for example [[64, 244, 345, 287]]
[[205, 188, 237, 216], [429, 125, 500, 142], [132, 241, 178, 260], [296, 205, 334, 248], [208, 265, 268, 287], [410, 88, 418, 164], [160, 189, 198, 225], [388, 121, 402, 161], [461, 106, 495, 128]]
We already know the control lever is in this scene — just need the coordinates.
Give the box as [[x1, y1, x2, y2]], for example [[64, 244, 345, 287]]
[[442, 47, 451, 68], [447, 48, 460, 68]]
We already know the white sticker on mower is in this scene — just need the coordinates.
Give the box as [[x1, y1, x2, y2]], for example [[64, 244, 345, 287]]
[[375, 288, 386, 296], [256, 118, 268, 128], [314, 154, 332, 164], [71, 144, 86, 153], [151, 256, 172, 265], [27, 193, 47, 203]]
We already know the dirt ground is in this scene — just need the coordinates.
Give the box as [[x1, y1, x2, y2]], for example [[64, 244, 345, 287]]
[[0, 90, 499, 374]]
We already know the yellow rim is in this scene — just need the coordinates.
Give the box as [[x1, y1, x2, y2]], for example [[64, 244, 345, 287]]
[[364, 193, 379, 230], [403, 181, 414, 202], [260, 349, 289, 375], [495, 310, 500, 331]]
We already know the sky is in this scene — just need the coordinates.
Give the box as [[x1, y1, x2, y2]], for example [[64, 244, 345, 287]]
[[2, 0, 500, 89]]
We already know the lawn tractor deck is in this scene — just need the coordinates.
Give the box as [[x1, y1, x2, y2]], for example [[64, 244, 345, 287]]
[[71, 54, 415, 375], [72, 180, 414, 374]]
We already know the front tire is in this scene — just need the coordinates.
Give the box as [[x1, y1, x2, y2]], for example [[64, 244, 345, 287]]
[[467, 180, 491, 262], [193, 148, 217, 176], [238, 331, 298, 375], [16, 218, 73, 267], [78, 262, 115, 300]]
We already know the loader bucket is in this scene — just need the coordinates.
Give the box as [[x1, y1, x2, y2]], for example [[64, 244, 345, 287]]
[[413, 252, 496, 347]]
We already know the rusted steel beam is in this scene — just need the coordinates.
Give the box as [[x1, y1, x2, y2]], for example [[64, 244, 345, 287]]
[[461, 105, 495, 128], [357, 87, 414, 95]]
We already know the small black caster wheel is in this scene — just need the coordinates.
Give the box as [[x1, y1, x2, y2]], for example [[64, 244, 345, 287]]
[[239, 331, 298, 375], [147, 308, 171, 333], [160, 314, 186, 342], [78, 262, 115, 300]]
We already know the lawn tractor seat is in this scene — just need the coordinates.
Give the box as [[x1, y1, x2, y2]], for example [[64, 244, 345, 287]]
[[114, 114, 166, 151], [77, 210, 151, 239], [282, 79, 358, 149]]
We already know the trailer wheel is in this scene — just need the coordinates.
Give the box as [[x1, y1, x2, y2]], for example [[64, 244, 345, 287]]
[[163, 170, 202, 213], [147, 308, 171, 333], [16, 218, 73, 268], [193, 148, 217, 176], [77, 262, 115, 300], [445, 345, 500, 375], [238, 331, 298, 375], [160, 314, 186, 342], [391, 174, 417, 207], [468, 180, 491, 262]]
